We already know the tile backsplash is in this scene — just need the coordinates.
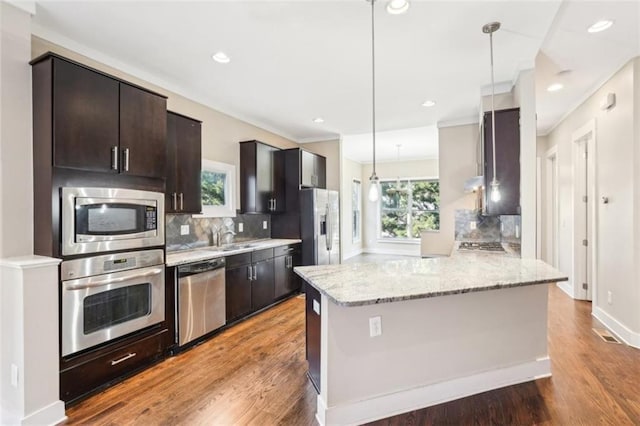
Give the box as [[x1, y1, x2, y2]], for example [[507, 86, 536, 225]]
[[166, 212, 271, 252], [454, 209, 521, 243]]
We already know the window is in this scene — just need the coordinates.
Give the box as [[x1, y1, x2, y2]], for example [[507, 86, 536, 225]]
[[196, 160, 236, 218], [379, 178, 439, 239], [352, 180, 361, 242]]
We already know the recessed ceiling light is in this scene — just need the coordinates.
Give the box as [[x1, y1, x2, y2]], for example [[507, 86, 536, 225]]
[[588, 20, 614, 33], [547, 83, 564, 92], [386, 0, 410, 15], [312, 117, 324, 124], [422, 100, 436, 107], [212, 52, 230, 64]]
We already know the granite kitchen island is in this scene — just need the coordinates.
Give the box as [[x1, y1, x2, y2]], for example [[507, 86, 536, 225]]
[[295, 255, 568, 426]]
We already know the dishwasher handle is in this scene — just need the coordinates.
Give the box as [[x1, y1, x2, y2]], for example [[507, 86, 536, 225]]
[[178, 258, 226, 278]]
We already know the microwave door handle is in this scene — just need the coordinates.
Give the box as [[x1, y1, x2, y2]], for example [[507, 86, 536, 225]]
[[64, 267, 164, 290]]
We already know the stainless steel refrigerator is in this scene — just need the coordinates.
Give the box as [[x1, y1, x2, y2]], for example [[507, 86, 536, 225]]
[[300, 188, 340, 265]]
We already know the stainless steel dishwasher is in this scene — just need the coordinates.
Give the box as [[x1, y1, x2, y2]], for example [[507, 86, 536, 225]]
[[176, 258, 226, 347]]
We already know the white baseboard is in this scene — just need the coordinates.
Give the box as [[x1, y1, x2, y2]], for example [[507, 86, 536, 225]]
[[317, 357, 551, 426], [21, 400, 66, 426], [592, 306, 640, 349], [556, 281, 573, 298]]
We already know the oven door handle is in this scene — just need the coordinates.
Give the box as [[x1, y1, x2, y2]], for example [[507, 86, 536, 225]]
[[64, 267, 164, 291]]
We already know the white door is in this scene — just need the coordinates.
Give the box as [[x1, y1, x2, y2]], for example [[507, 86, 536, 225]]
[[574, 139, 591, 300]]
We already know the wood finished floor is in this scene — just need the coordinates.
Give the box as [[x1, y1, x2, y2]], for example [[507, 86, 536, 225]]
[[64, 286, 640, 425]]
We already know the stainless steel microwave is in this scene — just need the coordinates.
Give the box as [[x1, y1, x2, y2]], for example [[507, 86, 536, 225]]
[[61, 187, 164, 256]]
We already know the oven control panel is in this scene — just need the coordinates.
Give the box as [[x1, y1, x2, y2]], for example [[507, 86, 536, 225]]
[[61, 249, 164, 281]]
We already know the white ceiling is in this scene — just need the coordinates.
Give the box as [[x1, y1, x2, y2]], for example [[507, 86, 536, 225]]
[[31, 1, 640, 160], [342, 125, 438, 163]]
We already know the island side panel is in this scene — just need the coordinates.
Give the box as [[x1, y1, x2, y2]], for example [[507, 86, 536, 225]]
[[320, 283, 551, 425]]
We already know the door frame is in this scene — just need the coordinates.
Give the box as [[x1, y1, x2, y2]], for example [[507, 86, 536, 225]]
[[571, 119, 597, 302], [544, 146, 559, 268]]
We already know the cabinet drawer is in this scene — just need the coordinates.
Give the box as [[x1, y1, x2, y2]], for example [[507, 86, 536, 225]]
[[225, 252, 252, 269], [274, 244, 300, 257], [252, 248, 274, 262], [61, 328, 167, 403]]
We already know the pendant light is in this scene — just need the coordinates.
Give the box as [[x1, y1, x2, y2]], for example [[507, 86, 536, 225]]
[[483, 21, 501, 203], [368, 0, 380, 202], [387, 144, 407, 195]]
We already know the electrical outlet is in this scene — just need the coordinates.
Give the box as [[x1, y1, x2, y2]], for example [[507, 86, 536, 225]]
[[238, 223, 244, 233], [469, 221, 476, 230], [263, 221, 268, 230], [180, 225, 189, 235], [11, 364, 18, 388], [607, 291, 613, 305], [369, 316, 382, 337]]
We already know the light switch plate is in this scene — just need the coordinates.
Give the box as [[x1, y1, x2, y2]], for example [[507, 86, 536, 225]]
[[238, 223, 244, 233], [369, 316, 382, 337], [10, 364, 18, 388], [469, 221, 476, 230], [180, 225, 189, 235], [263, 221, 268, 230]]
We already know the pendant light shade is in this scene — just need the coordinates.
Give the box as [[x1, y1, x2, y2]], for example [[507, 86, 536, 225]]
[[483, 21, 501, 204], [367, 0, 380, 203]]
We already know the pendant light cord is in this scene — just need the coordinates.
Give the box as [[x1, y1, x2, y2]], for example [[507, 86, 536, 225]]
[[371, 0, 377, 177], [490, 30, 497, 184]]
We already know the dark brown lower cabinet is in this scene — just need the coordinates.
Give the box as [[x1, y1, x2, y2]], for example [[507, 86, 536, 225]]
[[274, 245, 302, 299], [251, 259, 275, 310], [60, 327, 168, 404], [225, 263, 253, 322], [305, 284, 321, 393]]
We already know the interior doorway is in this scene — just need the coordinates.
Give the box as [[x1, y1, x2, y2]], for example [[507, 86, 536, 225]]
[[571, 120, 597, 302]]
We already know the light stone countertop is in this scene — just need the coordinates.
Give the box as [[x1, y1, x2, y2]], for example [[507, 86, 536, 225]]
[[166, 238, 302, 267], [294, 254, 568, 307]]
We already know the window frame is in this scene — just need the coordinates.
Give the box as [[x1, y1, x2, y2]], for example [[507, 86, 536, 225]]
[[193, 159, 237, 218], [377, 176, 440, 242]]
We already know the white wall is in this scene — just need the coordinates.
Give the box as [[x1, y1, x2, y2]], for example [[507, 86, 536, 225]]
[[542, 58, 640, 345], [361, 159, 438, 256], [340, 156, 363, 260], [421, 124, 477, 256]]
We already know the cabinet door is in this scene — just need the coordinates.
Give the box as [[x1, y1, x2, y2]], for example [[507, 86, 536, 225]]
[[166, 113, 179, 212], [301, 150, 315, 187], [315, 155, 327, 189], [119, 83, 167, 178], [251, 259, 274, 310], [53, 59, 119, 172], [484, 108, 520, 215], [274, 255, 288, 299], [176, 115, 201, 213], [225, 265, 253, 322], [256, 143, 276, 212]]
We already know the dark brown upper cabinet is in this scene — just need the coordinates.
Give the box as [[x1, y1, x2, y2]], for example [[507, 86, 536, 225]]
[[32, 53, 167, 179], [301, 150, 326, 189], [166, 112, 202, 214], [274, 148, 327, 212], [240, 140, 280, 213], [483, 107, 520, 216]]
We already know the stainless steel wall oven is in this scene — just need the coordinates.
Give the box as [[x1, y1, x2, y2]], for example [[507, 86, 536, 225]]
[[60, 249, 165, 357], [61, 187, 164, 256]]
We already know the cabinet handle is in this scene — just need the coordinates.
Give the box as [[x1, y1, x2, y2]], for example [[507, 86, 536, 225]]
[[110, 352, 136, 366], [123, 148, 130, 172], [179, 193, 184, 211], [253, 265, 257, 281], [286, 255, 291, 268], [247, 265, 253, 281], [172, 193, 178, 210], [111, 146, 119, 170], [273, 199, 276, 211]]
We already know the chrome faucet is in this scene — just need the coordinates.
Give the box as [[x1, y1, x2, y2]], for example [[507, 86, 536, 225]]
[[214, 228, 236, 247]]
